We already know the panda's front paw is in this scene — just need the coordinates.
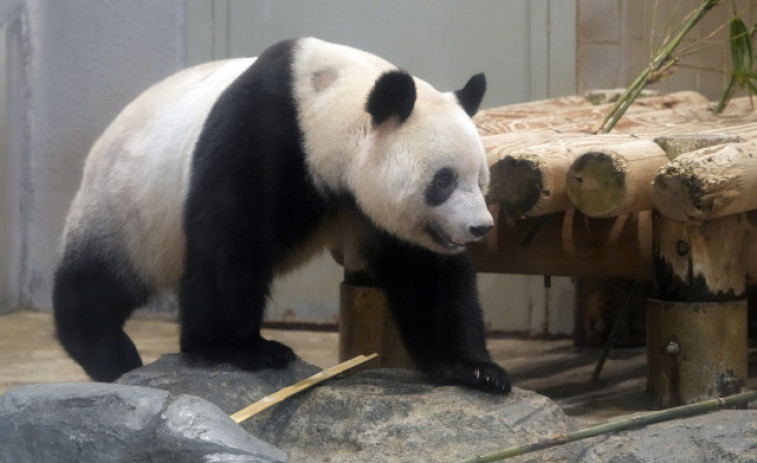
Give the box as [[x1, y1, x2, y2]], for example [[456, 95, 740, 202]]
[[432, 360, 511, 395]]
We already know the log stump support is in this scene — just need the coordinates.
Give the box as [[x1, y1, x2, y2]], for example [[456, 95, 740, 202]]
[[648, 214, 748, 406], [339, 271, 414, 370]]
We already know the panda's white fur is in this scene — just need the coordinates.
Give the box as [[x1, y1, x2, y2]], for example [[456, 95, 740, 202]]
[[63, 38, 491, 289], [62, 59, 255, 289], [54, 38, 509, 393], [293, 39, 491, 255]]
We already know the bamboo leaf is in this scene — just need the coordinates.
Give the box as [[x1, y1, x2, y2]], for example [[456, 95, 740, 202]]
[[729, 16, 752, 73]]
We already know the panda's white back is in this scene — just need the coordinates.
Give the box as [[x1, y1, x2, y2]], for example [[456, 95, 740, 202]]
[[61, 58, 254, 290]]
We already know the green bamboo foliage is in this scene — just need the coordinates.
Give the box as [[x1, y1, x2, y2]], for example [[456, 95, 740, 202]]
[[594, 0, 722, 133], [715, 12, 757, 112]]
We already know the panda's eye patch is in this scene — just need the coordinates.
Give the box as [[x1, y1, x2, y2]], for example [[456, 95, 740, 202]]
[[426, 167, 458, 206]]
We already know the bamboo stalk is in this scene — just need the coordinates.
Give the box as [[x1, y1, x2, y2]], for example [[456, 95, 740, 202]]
[[593, 0, 722, 133], [454, 390, 757, 463], [229, 353, 379, 424]]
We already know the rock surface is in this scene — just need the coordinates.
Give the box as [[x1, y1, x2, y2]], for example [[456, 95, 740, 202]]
[[118, 354, 321, 415], [7, 355, 755, 463], [119, 356, 573, 463], [514, 409, 757, 463], [0, 382, 286, 463]]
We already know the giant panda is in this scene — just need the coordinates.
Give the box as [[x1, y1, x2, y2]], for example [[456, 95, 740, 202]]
[[53, 37, 510, 394]]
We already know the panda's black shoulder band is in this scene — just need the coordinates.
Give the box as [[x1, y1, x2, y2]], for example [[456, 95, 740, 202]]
[[366, 69, 416, 125]]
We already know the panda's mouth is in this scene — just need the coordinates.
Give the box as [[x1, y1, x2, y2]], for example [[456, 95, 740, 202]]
[[426, 223, 466, 250]]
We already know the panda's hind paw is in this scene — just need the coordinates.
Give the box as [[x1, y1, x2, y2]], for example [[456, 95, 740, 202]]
[[432, 360, 511, 395], [231, 339, 297, 370]]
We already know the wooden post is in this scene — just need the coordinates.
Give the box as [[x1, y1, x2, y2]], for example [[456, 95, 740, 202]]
[[648, 214, 748, 406], [339, 271, 414, 370]]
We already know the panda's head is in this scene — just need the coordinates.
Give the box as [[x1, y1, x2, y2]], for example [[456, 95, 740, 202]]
[[350, 70, 493, 254]]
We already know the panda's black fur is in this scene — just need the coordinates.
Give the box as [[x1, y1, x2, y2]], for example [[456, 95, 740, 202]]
[[53, 38, 510, 394]]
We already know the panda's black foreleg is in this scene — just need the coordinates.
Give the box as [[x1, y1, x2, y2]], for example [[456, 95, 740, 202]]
[[178, 246, 296, 370], [365, 232, 511, 394]]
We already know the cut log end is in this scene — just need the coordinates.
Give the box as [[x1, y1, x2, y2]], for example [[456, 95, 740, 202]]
[[488, 156, 545, 217], [652, 142, 757, 222], [567, 152, 627, 217]]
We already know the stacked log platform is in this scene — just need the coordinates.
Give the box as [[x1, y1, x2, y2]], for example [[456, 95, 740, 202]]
[[471, 91, 757, 407]]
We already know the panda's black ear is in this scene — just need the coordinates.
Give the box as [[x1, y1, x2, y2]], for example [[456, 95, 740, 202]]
[[455, 73, 486, 117], [366, 70, 416, 125]]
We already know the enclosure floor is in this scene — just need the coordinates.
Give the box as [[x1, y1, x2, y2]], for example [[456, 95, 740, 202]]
[[1, 310, 754, 425]]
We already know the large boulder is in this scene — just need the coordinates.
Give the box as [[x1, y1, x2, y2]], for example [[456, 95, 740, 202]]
[[119, 356, 573, 463], [0, 382, 286, 463]]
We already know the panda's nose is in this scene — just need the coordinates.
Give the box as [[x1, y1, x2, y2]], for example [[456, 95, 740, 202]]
[[469, 224, 493, 238]]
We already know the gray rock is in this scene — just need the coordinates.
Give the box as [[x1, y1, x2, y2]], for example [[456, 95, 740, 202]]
[[116, 354, 757, 463], [0, 382, 286, 463], [120, 358, 572, 463], [118, 354, 320, 415], [250, 369, 572, 463], [515, 409, 757, 463]]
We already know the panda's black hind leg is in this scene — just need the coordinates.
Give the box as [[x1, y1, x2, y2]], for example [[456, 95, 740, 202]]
[[53, 247, 148, 382]]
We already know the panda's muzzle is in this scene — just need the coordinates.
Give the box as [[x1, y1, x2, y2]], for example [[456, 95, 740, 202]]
[[426, 223, 467, 250]]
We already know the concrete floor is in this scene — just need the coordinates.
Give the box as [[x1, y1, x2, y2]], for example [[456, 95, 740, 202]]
[[1, 310, 754, 426]]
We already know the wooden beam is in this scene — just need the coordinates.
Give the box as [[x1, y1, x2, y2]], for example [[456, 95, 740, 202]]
[[470, 206, 653, 280], [469, 205, 757, 285], [652, 142, 757, 222]]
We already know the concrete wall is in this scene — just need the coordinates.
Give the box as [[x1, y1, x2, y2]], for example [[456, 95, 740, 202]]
[[0, 0, 185, 312]]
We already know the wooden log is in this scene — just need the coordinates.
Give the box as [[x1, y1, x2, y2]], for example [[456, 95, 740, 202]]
[[469, 205, 757, 285], [653, 214, 746, 301], [339, 282, 414, 370], [566, 140, 667, 217], [648, 213, 747, 406], [584, 88, 659, 105], [486, 134, 639, 217], [652, 142, 757, 222], [470, 205, 654, 280], [474, 91, 709, 135]]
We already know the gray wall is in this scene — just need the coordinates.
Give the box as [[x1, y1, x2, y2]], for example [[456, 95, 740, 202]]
[[0, 0, 185, 312]]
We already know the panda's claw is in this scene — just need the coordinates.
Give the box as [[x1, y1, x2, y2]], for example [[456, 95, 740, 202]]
[[431, 360, 512, 395]]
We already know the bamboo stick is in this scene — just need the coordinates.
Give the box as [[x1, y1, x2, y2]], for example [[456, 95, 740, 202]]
[[454, 390, 757, 463], [229, 353, 378, 424], [592, 0, 722, 133], [652, 141, 757, 222], [566, 140, 668, 217]]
